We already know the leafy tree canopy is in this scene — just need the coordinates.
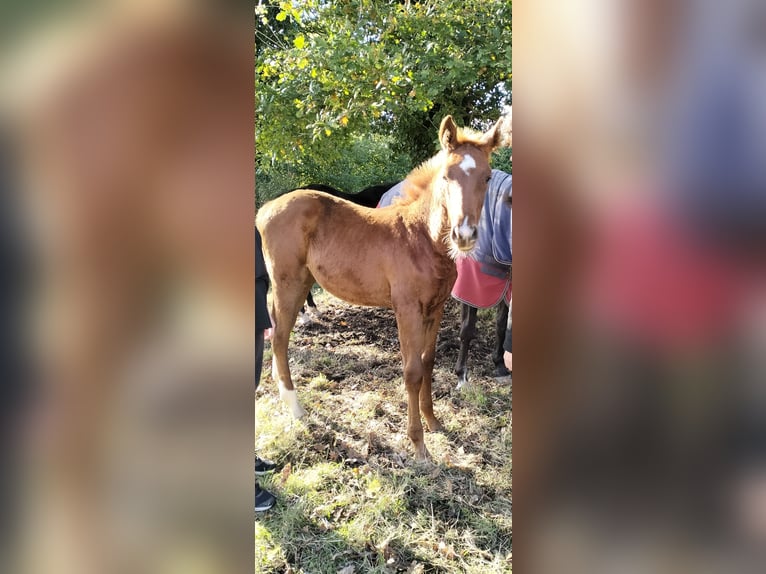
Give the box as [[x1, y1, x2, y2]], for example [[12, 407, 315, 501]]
[[256, 0, 511, 170]]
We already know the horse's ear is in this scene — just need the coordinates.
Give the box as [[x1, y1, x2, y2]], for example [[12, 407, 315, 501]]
[[479, 113, 510, 152], [439, 115, 458, 151], [497, 108, 512, 148]]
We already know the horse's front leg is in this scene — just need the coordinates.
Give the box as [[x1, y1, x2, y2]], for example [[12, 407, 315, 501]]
[[493, 300, 511, 377], [394, 307, 429, 461], [420, 307, 445, 432], [454, 304, 478, 389]]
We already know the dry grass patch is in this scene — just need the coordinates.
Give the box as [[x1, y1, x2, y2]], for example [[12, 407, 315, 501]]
[[256, 292, 511, 573]]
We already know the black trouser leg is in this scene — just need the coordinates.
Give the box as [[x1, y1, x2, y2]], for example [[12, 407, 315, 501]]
[[255, 329, 265, 392]]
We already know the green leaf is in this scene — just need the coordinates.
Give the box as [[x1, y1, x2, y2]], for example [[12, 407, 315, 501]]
[[257, 0, 512, 166]]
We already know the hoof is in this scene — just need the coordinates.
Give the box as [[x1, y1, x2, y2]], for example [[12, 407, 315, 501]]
[[413, 446, 432, 464], [291, 403, 307, 419], [278, 382, 306, 419], [426, 419, 444, 433], [456, 379, 472, 392], [494, 364, 510, 378], [296, 312, 312, 327], [455, 370, 470, 391]]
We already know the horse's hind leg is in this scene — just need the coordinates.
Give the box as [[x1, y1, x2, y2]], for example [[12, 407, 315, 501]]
[[454, 304, 478, 389], [269, 271, 314, 419], [493, 301, 511, 377]]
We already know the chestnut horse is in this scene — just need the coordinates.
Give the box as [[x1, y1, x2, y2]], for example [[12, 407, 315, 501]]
[[256, 115, 504, 460], [380, 169, 512, 387]]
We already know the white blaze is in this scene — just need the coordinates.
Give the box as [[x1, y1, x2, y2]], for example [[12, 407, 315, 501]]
[[458, 216, 473, 240], [459, 154, 476, 174]]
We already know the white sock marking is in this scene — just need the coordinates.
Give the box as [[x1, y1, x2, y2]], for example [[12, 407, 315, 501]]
[[278, 379, 306, 418], [296, 311, 311, 326], [456, 370, 471, 391]]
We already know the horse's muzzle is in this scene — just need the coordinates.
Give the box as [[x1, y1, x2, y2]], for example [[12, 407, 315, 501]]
[[451, 223, 478, 251]]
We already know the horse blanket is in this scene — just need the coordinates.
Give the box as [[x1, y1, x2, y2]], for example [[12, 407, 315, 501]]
[[584, 197, 755, 349], [378, 169, 512, 308]]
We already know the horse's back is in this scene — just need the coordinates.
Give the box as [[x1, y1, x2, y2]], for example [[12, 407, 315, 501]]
[[257, 189, 371, 228], [280, 190, 392, 252], [256, 189, 379, 262], [285, 183, 394, 209], [258, 189, 325, 229]]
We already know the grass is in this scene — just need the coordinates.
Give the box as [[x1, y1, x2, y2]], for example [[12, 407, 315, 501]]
[[256, 292, 511, 573]]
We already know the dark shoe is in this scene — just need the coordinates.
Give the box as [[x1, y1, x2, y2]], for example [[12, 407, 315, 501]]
[[255, 485, 276, 512], [494, 364, 511, 378], [255, 457, 278, 476]]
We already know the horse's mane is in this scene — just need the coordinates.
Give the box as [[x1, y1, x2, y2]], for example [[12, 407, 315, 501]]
[[396, 124, 490, 206], [395, 156, 441, 206]]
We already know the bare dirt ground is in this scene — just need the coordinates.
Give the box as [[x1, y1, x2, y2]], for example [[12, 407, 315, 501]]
[[255, 289, 512, 573]]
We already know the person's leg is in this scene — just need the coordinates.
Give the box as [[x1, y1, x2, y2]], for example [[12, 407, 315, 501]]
[[255, 328, 264, 392], [255, 327, 277, 510], [254, 482, 276, 512], [503, 300, 512, 372], [255, 457, 277, 475]]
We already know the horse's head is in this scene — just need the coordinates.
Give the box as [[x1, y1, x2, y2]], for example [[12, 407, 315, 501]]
[[437, 115, 504, 256]]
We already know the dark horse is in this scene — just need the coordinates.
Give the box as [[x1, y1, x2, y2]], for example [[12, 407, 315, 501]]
[[296, 182, 399, 209], [257, 115, 504, 460], [380, 169, 512, 388], [453, 169, 512, 387]]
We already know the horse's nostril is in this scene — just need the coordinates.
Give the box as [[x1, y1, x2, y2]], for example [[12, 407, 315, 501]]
[[452, 224, 477, 246]]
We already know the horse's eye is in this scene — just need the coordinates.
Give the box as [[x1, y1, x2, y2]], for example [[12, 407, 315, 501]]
[[443, 175, 449, 182], [486, 176, 492, 183]]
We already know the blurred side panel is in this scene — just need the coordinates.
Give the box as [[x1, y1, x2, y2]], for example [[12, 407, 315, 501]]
[[514, 0, 766, 572], [1, 2, 254, 573]]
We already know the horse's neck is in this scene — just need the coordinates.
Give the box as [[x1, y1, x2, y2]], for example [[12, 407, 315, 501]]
[[428, 191, 451, 248], [400, 183, 451, 255]]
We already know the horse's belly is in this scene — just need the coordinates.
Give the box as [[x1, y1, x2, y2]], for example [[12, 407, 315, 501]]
[[308, 260, 391, 308]]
